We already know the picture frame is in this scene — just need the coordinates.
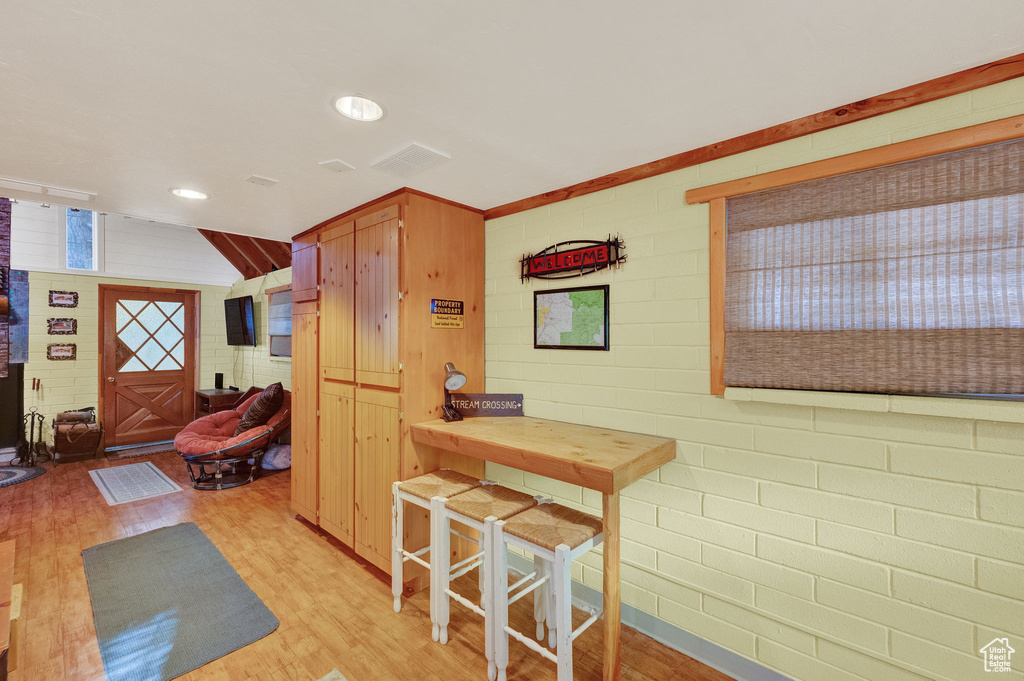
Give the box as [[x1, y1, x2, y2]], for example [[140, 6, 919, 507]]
[[48, 290, 79, 308], [47, 318, 77, 335], [534, 284, 610, 351], [47, 343, 77, 361]]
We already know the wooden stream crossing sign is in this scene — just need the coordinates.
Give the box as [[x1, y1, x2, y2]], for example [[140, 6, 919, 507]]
[[448, 393, 524, 417]]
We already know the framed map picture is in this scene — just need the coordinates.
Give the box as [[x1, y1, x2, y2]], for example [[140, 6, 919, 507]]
[[534, 284, 609, 351]]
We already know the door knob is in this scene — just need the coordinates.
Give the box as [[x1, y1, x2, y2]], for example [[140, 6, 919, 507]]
[[107, 377, 115, 383]]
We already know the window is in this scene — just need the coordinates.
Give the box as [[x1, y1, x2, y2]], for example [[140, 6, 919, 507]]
[[266, 286, 292, 357], [688, 118, 1024, 397], [64, 207, 99, 271]]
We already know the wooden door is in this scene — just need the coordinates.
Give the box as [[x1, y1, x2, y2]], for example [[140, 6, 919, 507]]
[[290, 303, 319, 522], [319, 220, 355, 382], [318, 380, 355, 546], [355, 207, 400, 388], [292, 233, 319, 303], [100, 286, 198, 447], [354, 388, 400, 573]]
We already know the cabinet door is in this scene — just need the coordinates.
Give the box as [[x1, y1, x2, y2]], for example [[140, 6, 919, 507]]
[[318, 381, 355, 547], [291, 233, 319, 302], [320, 221, 355, 382], [290, 306, 318, 522], [354, 388, 400, 573], [355, 212, 400, 388]]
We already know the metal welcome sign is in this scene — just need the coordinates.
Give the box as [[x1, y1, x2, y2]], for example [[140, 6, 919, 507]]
[[520, 235, 626, 282]]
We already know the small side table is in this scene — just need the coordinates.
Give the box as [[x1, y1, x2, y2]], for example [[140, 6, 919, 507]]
[[195, 389, 242, 420]]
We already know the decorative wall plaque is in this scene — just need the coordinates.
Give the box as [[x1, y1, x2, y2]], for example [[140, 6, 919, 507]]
[[47, 318, 77, 335], [448, 393, 524, 417], [521, 236, 626, 282], [47, 343, 77, 360], [48, 290, 79, 308]]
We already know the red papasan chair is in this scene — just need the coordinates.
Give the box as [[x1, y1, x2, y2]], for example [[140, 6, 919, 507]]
[[175, 386, 291, 490]]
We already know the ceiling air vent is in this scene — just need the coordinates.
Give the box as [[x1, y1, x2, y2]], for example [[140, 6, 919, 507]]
[[319, 159, 355, 173], [371, 143, 449, 177], [245, 175, 278, 187]]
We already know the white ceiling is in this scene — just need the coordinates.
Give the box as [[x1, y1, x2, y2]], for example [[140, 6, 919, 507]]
[[1, 1, 1023, 240]]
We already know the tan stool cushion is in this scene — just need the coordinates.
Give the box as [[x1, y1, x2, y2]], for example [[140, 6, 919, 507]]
[[397, 469, 482, 501], [445, 485, 538, 522], [502, 503, 604, 551]]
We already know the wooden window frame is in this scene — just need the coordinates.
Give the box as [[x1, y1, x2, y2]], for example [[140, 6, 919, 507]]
[[265, 283, 293, 359], [686, 113, 1024, 396]]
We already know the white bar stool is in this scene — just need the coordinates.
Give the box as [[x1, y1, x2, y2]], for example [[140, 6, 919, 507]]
[[433, 483, 539, 677], [391, 469, 482, 618], [490, 502, 604, 681]]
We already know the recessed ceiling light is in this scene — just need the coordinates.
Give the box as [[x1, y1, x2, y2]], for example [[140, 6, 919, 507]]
[[171, 188, 208, 200], [334, 95, 384, 122]]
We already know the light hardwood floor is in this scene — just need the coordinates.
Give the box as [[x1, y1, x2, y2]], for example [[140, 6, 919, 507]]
[[0, 452, 733, 681]]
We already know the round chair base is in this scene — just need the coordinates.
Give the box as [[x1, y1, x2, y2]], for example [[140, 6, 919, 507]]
[[183, 451, 267, 490]]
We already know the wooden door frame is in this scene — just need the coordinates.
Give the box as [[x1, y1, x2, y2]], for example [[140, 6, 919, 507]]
[[97, 284, 202, 448]]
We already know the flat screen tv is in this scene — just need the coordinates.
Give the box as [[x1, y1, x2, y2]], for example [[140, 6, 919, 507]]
[[224, 295, 256, 346]]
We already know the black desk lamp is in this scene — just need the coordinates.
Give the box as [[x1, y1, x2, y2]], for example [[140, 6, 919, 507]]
[[442, 362, 467, 422]]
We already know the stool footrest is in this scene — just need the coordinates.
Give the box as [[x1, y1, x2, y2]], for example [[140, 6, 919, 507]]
[[450, 555, 484, 581], [506, 625, 558, 663], [446, 588, 485, 618], [507, 573, 546, 606], [571, 607, 601, 642], [507, 571, 537, 596], [449, 528, 479, 545], [403, 551, 431, 570], [450, 550, 484, 574]]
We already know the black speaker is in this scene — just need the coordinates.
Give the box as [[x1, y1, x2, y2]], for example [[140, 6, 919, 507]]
[[214, 372, 224, 390]]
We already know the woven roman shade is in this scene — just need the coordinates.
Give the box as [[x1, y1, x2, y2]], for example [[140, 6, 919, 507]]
[[724, 138, 1024, 395]]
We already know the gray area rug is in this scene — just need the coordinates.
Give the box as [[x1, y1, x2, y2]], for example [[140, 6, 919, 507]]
[[0, 464, 45, 488], [82, 522, 279, 681], [89, 461, 182, 505]]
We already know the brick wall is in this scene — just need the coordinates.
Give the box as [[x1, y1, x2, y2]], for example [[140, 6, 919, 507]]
[[484, 78, 1024, 681], [22, 271, 234, 441]]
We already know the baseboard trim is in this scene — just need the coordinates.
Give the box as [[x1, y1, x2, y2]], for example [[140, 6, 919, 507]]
[[506, 552, 793, 681]]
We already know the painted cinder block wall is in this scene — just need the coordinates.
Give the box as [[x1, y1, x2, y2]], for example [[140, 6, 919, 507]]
[[484, 78, 1024, 681], [22, 271, 233, 441], [225, 268, 293, 391]]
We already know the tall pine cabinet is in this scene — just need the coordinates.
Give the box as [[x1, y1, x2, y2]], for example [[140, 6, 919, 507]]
[[290, 190, 485, 578]]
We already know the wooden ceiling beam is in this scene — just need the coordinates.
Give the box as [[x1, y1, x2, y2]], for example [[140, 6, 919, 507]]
[[223, 233, 275, 278], [198, 228, 291, 280], [246, 237, 281, 272], [198, 229, 259, 279], [253, 237, 292, 270]]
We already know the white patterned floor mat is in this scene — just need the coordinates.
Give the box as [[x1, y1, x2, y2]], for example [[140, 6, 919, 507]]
[[88, 461, 183, 505]]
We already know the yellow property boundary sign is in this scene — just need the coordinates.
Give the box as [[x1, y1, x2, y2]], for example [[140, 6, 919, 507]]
[[431, 298, 464, 329]]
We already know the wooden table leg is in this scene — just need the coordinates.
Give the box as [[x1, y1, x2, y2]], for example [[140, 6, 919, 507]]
[[603, 491, 621, 681]]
